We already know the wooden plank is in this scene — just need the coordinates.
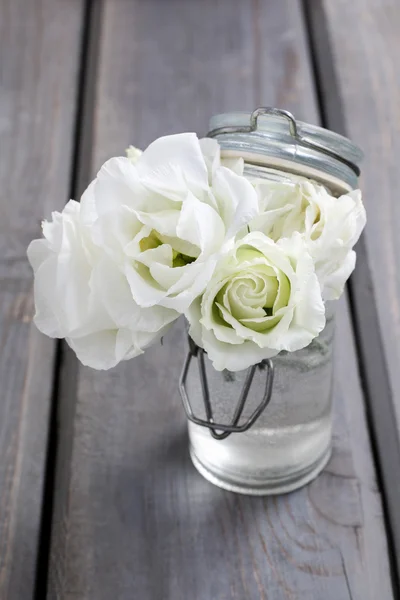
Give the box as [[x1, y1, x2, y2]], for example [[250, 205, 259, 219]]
[[304, 0, 400, 580], [48, 0, 393, 598], [0, 0, 85, 598]]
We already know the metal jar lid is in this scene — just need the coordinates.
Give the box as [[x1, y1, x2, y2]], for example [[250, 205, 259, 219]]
[[207, 108, 363, 193]]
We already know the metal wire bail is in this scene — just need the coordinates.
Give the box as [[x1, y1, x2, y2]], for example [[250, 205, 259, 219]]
[[179, 337, 275, 440], [207, 106, 360, 177]]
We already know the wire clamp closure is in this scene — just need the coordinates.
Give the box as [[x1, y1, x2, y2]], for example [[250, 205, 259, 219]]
[[179, 337, 274, 440]]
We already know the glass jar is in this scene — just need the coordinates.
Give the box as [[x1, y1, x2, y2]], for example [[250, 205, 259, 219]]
[[181, 108, 363, 495]]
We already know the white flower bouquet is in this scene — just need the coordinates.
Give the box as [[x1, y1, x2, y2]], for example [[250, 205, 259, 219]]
[[28, 132, 366, 372]]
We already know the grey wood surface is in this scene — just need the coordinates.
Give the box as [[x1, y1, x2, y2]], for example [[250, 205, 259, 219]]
[[305, 0, 400, 577], [0, 1, 85, 598], [46, 1, 394, 599]]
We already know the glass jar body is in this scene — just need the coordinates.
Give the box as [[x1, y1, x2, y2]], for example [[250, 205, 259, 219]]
[[186, 303, 335, 495], [183, 108, 361, 495]]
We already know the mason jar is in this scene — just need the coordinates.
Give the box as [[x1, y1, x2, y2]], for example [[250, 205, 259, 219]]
[[181, 108, 363, 495]]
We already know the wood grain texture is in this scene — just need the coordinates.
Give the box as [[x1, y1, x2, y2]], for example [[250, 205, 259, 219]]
[[307, 0, 400, 431], [305, 0, 400, 579], [0, 0, 85, 597], [47, 1, 393, 598]]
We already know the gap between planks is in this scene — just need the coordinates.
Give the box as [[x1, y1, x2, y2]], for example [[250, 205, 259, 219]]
[[302, 0, 400, 592]]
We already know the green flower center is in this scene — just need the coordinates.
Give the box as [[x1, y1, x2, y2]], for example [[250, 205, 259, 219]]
[[215, 248, 291, 333], [139, 230, 162, 252], [139, 230, 196, 268], [172, 251, 195, 268]]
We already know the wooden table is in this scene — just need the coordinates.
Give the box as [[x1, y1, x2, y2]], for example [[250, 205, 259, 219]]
[[1, 1, 399, 598]]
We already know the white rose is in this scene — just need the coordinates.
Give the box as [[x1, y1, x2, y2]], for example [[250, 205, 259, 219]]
[[27, 201, 177, 370], [81, 133, 258, 313], [250, 178, 366, 300], [187, 231, 325, 371]]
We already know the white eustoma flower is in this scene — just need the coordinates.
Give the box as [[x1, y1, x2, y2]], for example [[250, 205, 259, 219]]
[[249, 178, 366, 300], [81, 133, 259, 314], [27, 201, 177, 370], [187, 232, 325, 372]]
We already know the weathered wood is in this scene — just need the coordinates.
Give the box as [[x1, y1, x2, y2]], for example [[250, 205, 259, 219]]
[[0, 1, 85, 598], [305, 0, 400, 580], [48, 0, 393, 598]]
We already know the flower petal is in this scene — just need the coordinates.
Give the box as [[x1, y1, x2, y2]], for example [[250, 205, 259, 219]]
[[137, 133, 209, 198], [212, 166, 259, 238], [176, 191, 225, 255], [67, 329, 141, 371]]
